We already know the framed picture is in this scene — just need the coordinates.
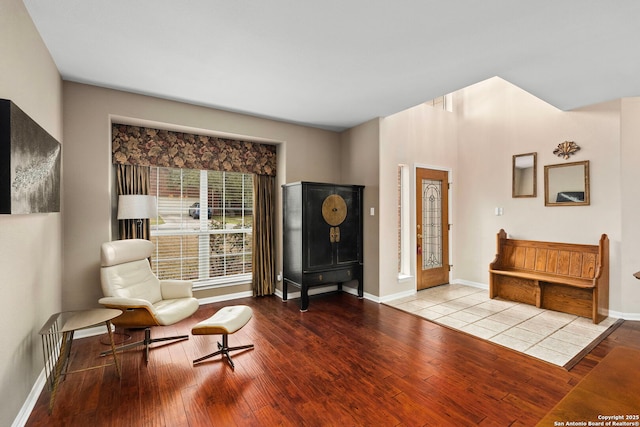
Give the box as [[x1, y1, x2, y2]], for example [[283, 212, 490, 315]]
[[0, 99, 61, 214]]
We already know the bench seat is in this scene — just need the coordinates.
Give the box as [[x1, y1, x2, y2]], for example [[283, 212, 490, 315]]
[[489, 268, 596, 289]]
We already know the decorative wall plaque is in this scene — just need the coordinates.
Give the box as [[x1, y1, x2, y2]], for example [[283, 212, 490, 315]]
[[553, 141, 580, 160]]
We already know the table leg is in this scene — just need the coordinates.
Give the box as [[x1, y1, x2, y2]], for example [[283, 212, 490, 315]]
[[48, 331, 73, 413], [105, 320, 121, 377]]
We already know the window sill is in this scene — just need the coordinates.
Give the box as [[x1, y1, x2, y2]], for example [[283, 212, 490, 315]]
[[397, 274, 413, 283], [193, 273, 252, 291]]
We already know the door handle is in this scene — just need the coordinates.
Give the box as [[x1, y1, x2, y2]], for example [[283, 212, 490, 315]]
[[330, 227, 341, 243]]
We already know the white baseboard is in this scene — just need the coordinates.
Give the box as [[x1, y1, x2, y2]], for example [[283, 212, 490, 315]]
[[11, 369, 46, 427], [379, 288, 416, 304], [275, 283, 379, 304], [12, 324, 112, 427], [278, 284, 339, 300], [609, 309, 640, 321], [451, 279, 488, 290]]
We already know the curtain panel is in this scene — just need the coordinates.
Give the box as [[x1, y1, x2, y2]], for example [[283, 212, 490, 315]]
[[112, 124, 276, 176], [252, 174, 276, 296], [115, 164, 151, 239]]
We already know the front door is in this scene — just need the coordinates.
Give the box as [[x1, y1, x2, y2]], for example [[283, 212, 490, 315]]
[[416, 168, 450, 290]]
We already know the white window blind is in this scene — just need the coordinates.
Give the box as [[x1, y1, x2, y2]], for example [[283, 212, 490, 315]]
[[149, 167, 253, 289]]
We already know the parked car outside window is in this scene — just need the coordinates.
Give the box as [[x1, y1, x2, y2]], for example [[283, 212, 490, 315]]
[[188, 202, 212, 219]]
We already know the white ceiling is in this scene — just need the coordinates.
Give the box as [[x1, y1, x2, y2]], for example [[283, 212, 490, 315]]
[[23, 0, 640, 131]]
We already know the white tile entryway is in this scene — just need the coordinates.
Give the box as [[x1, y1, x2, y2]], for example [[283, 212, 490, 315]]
[[385, 283, 619, 367]]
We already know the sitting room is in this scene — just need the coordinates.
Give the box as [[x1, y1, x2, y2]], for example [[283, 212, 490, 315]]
[[2, 1, 640, 426]]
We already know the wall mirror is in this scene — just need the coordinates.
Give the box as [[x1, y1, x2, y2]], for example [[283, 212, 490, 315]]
[[512, 152, 537, 198], [544, 160, 590, 206]]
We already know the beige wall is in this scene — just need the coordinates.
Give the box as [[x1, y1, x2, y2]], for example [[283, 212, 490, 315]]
[[0, 0, 63, 425], [374, 77, 637, 318], [62, 82, 343, 310], [620, 98, 640, 316], [340, 119, 380, 297], [455, 78, 624, 314], [379, 102, 459, 299]]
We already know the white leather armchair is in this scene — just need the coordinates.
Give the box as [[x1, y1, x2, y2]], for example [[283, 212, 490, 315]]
[[99, 239, 199, 363]]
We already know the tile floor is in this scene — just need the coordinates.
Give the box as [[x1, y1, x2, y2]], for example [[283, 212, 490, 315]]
[[385, 283, 619, 367]]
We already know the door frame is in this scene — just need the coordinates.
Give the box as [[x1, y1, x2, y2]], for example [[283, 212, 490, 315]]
[[413, 163, 452, 290]]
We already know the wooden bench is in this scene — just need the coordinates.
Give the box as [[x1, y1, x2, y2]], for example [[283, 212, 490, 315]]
[[489, 229, 609, 323]]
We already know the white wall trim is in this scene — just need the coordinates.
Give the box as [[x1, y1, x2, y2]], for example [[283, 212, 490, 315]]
[[379, 288, 416, 303], [275, 284, 379, 304], [609, 310, 640, 321], [12, 323, 112, 427], [12, 370, 46, 427], [276, 284, 339, 300], [452, 279, 488, 290]]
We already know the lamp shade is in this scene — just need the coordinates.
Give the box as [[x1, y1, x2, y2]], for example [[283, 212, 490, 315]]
[[117, 195, 157, 220]]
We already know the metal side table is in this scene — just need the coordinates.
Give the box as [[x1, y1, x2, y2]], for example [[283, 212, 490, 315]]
[[39, 308, 122, 413]]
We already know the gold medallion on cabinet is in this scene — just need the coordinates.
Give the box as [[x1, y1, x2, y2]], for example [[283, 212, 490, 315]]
[[321, 194, 347, 226]]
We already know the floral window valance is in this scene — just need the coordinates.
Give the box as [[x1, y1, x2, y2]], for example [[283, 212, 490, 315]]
[[112, 124, 276, 176]]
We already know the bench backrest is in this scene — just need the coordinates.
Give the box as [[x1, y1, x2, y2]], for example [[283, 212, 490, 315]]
[[493, 229, 607, 280]]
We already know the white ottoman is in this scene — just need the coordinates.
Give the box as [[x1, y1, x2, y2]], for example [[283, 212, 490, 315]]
[[191, 305, 254, 369]]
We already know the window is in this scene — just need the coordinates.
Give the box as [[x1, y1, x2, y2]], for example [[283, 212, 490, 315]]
[[398, 164, 411, 277], [426, 93, 454, 112], [149, 167, 253, 289]]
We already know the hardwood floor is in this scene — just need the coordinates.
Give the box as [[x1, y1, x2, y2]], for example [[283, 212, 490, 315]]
[[26, 292, 640, 427]]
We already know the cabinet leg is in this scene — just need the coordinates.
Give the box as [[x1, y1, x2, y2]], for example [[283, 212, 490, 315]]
[[282, 281, 288, 301], [300, 285, 309, 312]]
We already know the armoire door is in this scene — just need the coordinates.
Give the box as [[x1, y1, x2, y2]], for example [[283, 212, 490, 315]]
[[333, 186, 360, 265], [305, 185, 335, 270]]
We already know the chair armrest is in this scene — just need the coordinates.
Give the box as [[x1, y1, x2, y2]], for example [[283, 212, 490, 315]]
[[98, 296, 154, 310], [160, 280, 194, 299]]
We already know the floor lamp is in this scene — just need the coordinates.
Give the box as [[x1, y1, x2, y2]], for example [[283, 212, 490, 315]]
[[117, 195, 157, 239]]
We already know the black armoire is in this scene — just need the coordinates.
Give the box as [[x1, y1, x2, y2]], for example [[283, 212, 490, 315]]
[[282, 182, 364, 311]]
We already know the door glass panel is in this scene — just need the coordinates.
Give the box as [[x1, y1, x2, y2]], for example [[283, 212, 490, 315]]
[[422, 179, 442, 270]]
